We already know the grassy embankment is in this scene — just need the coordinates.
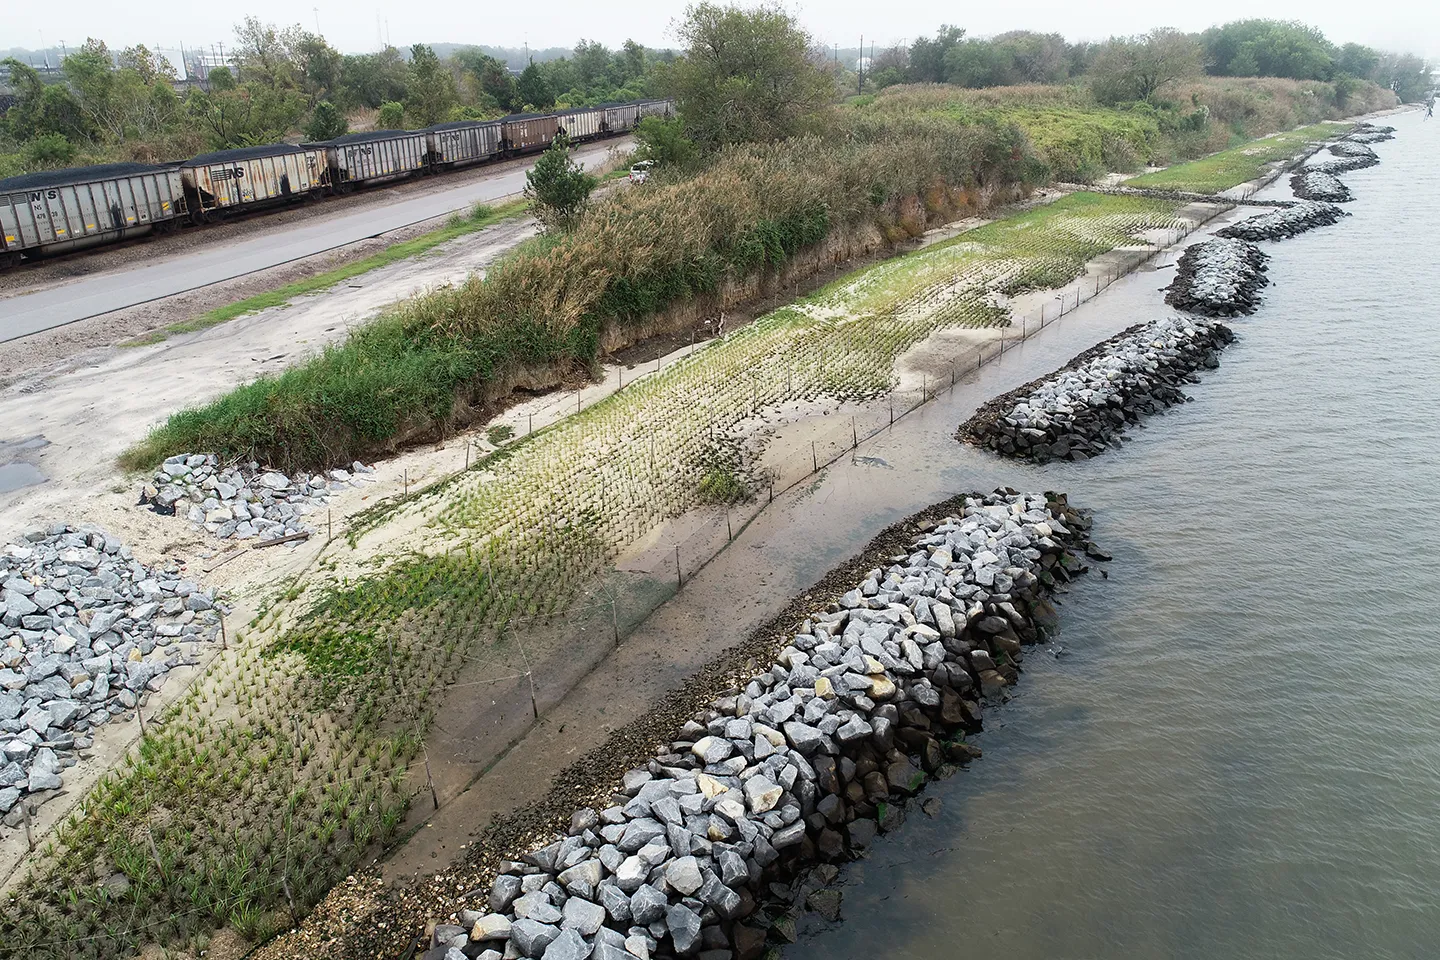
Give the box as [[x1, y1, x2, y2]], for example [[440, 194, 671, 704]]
[[861, 77, 1391, 185], [2, 188, 1183, 960], [119, 115, 1046, 473], [1123, 121, 1352, 192], [123, 199, 532, 347]]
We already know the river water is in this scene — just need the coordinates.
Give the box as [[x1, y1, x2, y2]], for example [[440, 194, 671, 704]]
[[783, 111, 1440, 960]]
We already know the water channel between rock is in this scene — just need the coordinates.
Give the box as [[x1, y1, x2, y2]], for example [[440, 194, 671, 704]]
[[768, 112, 1440, 960]]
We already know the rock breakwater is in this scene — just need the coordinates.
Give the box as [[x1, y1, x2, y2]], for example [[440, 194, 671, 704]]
[[1, 525, 220, 827], [1305, 155, 1378, 176], [1165, 238, 1270, 316], [1328, 140, 1379, 161], [957, 319, 1234, 464], [420, 491, 1100, 960], [1290, 169, 1353, 203], [140, 453, 375, 541], [1216, 201, 1348, 242], [1347, 123, 1395, 144]]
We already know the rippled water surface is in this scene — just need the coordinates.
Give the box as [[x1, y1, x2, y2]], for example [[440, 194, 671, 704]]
[[785, 112, 1440, 960]]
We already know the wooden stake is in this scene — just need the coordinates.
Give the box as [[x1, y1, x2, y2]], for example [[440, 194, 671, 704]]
[[675, 546, 682, 589], [726, 509, 733, 542], [851, 417, 858, 449], [811, 441, 818, 473]]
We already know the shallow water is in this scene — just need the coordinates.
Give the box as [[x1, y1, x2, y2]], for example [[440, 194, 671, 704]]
[[784, 112, 1440, 960]]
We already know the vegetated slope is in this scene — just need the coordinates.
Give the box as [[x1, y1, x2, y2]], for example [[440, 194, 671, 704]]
[[3, 191, 1180, 960], [862, 76, 1393, 186], [122, 116, 1042, 473]]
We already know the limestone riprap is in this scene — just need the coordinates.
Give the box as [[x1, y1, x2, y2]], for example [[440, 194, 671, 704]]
[[1, 525, 221, 828], [420, 491, 1100, 960], [958, 318, 1234, 464]]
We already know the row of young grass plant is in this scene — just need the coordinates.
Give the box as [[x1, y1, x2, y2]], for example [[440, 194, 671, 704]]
[[0, 191, 1182, 960], [1123, 120, 1353, 192]]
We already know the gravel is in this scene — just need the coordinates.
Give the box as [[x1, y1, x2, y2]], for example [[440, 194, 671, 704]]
[[1165, 238, 1270, 316], [0, 524, 221, 828], [958, 318, 1234, 463], [140, 453, 376, 541], [419, 491, 1100, 960]]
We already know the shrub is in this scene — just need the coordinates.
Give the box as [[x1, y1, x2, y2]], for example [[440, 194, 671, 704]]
[[304, 101, 349, 141], [377, 101, 404, 128]]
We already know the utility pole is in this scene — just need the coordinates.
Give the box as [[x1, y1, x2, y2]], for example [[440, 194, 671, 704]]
[[858, 35, 863, 94]]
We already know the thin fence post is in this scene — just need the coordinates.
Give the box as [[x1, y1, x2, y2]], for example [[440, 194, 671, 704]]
[[403, 469, 408, 497], [529, 412, 534, 436], [327, 508, 332, 541], [811, 441, 818, 473], [851, 417, 858, 449], [675, 546, 682, 589], [465, 442, 470, 470], [219, 611, 228, 651], [726, 509, 733, 542], [23, 803, 33, 852]]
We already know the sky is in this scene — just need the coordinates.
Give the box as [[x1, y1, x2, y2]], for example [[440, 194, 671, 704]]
[[3, 0, 1437, 62]]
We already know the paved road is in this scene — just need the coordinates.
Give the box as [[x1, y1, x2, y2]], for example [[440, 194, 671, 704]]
[[1, 140, 627, 343]]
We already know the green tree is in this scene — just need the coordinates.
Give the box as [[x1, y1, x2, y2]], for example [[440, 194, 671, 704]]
[[1091, 29, 1204, 103], [665, 2, 835, 149], [186, 84, 305, 148], [208, 66, 237, 91], [908, 26, 966, 83], [454, 49, 519, 112], [1201, 20, 1336, 80], [377, 101, 405, 128], [404, 44, 457, 126], [118, 44, 177, 85], [1373, 51, 1433, 102], [2, 58, 90, 142], [338, 47, 409, 108], [944, 40, 1017, 88], [633, 115, 696, 168], [523, 132, 597, 232], [305, 101, 348, 140], [232, 16, 296, 90], [22, 133, 76, 169], [1335, 43, 1380, 80], [517, 61, 555, 109]]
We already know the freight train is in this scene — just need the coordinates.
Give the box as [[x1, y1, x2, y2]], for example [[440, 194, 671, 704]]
[[0, 98, 674, 267]]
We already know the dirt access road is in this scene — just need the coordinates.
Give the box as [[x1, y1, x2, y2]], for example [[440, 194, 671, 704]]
[[0, 138, 626, 343]]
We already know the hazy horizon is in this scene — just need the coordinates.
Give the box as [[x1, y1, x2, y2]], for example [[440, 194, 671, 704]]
[[2, 0, 1436, 64]]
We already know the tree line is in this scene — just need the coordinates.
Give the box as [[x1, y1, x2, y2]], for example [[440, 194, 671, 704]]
[[0, 21, 666, 176], [865, 20, 1431, 104]]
